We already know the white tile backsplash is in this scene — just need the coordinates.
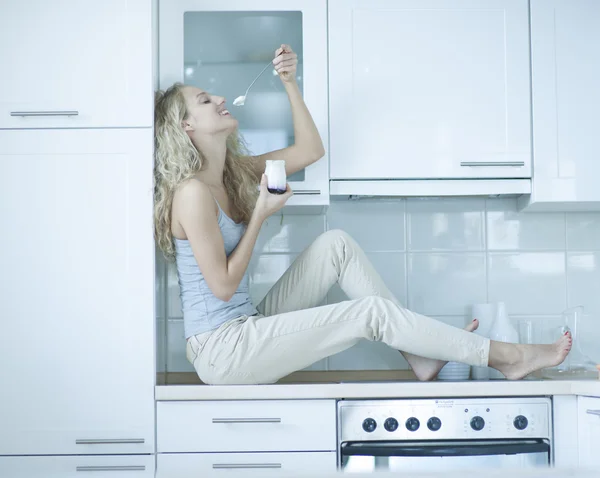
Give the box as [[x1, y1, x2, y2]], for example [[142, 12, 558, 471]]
[[566, 213, 600, 250], [487, 198, 566, 250], [327, 200, 405, 251], [161, 197, 600, 373], [567, 252, 600, 315], [488, 252, 567, 314], [408, 253, 486, 315], [407, 198, 485, 251]]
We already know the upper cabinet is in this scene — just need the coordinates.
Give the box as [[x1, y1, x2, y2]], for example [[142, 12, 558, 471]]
[[159, 0, 329, 206], [328, 0, 532, 195], [519, 0, 600, 211], [0, 0, 152, 129]]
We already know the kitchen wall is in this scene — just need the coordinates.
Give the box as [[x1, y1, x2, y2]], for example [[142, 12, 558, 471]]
[[157, 196, 600, 373]]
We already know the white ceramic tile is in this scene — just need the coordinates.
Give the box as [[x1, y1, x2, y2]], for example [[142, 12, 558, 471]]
[[407, 253, 487, 315], [156, 317, 166, 373], [166, 260, 183, 318], [166, 318, 195, 373], [566, 213, 600, 250], [407, 198, 485, 251], [327, 340, 409, 370], [567, 252, 600, 316], [327, 199, 405, 252], [326, 253, 407, 306], [486, 198, 566, 250], [488, 253, 567, 314], [155, 247, 167, 320], [255, 214, 325, 254], [249, 254, 298, 306]]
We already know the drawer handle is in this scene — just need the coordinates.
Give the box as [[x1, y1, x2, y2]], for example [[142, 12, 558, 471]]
[[293, 189, 321, 195], [213, 463, 282, 469], [586, 409, 600, 417], [11, 110, 79, 117], [212, 418, 281, 424], [76, 466, 145, 472], [76, 438, 145, 445], [460, 161, 525, 167]]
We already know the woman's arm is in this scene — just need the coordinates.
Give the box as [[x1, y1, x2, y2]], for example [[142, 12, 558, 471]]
[[175, 176, 292, 302], [251, 45, 325, 179]]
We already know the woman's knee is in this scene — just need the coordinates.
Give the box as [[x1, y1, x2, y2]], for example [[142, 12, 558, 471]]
[[317, 229, 359, 252], [350, 296, 397, 332]]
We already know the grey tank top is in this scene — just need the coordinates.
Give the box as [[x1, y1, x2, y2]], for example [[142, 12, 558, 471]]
[[174, 199, 258, 339]]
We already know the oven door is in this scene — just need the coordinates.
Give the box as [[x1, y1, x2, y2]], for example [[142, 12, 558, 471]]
[[340, 439, 550, 473]]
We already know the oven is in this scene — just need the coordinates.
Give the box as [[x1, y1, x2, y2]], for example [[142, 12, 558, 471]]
[[338, 397, 552, 473]]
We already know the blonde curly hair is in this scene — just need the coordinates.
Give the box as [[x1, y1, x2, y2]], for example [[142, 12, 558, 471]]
[[153, 83, 258, 260]]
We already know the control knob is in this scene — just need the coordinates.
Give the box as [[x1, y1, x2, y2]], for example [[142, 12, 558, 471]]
[[470, 416, 485, 431], [427, 417, 442, 431], [362, 418, 377, 433], [384, 417, 399, 432], [405, 417, 420, 432], [514, 415, 528, 430]]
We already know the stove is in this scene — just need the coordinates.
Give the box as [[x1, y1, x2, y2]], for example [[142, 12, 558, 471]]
[[337, 397, 552, 472]]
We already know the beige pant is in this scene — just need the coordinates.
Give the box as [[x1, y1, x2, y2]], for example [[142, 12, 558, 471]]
[[186, 230, 490, 385]]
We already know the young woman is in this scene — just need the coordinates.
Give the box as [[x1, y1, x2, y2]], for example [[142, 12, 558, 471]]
[[153, 44, 571, 385]]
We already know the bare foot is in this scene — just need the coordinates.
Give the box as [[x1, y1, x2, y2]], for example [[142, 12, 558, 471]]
[[403, 319, 480, 381], [491, 333, 573, 380]]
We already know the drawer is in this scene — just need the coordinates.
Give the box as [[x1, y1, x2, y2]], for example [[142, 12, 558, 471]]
[[157, 451, 337, 477], [0, 455, 154, 477], [157, 400, 336, 452]]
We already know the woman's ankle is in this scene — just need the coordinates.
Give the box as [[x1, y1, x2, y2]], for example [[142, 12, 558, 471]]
[[488, 340, 521, 368]]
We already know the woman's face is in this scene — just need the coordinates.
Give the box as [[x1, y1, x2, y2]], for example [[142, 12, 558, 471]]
[[180, 86, 238, 137]]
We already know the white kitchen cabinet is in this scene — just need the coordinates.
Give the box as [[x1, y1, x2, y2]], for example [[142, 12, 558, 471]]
[[329, 0, 532, 189], [0, 129, 155, 455], [519, 0, 600, 212], [157, 452, 336, 477], [0, 455, 155, 477], [0, 0, 152, 129], [578, 396, 600, 468], [157, 400, 336, 453], [159, 0, 329, 206]]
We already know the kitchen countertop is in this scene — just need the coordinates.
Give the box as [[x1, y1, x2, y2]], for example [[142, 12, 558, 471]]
[[155, 378, 600, 401]]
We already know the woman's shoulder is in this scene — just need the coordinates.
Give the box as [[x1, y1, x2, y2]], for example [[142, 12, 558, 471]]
[[172, 178, 219, 220]]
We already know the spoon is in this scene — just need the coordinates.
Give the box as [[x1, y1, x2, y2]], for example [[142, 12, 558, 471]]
[[233, 59, 275, 107]]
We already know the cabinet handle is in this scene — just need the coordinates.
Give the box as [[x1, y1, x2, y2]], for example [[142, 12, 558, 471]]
[[75, 438, 145, 445], [293, 189, 321, 195], [212, 417, 281, 424], [212, 463, 282, 469], [76, 466, 145, 472], [10, 110, 79, 117], [460, 161, 525, 167], [586, 409, 600, 417]]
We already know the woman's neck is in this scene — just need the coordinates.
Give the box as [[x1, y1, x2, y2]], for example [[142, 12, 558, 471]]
[[193, 135, 227, 186]]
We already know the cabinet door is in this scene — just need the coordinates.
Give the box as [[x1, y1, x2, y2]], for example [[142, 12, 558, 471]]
[[578, 396, 600, 468], [524, 0, 600, 210], [329, 0, 531, 180], [157, 452, 337, 477], [159, 0, 329, 205], [0, 0, 152, 129], [0, 455, 154, 477], [0, 129, 155, 455]]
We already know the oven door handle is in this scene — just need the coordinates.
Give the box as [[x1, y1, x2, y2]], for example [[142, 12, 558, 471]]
[[341, 440, 550, 457]]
